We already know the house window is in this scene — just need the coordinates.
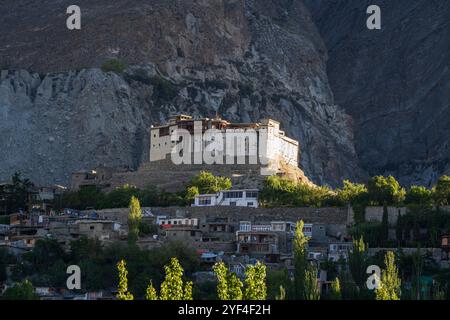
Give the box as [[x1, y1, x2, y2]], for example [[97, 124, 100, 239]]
[[230, 202, 237, 206], [199, 198, 211, 205], [247, 202, 253, 207], [246, 191, 258, 198], [224, 191, 243, 199]]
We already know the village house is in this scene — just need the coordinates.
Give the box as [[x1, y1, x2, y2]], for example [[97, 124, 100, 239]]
[[236, 221, 295, 259], [69, 220, 124, 242], [327, 242, 354, 262], [193, 189, 259, 208]]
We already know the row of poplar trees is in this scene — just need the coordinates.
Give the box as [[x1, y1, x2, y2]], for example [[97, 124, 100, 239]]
[[121, 196, 401, 300]]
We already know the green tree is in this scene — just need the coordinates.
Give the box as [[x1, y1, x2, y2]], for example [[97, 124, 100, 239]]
[[213, 262, 229, 300], [189, 171, 232, 194], [348, 236, 368, 290], [183, 281, 194, 300], [336, 180, 368, 205], [160, 257, 192, 300], [304, 264, 320, 300], [127, 196, 142, 245], [276, 286, 286, 300], [244, 262, 267, 300], [375, 251, 401, 300], [293, 220, 309, 299], [2, 172, 34, 214], [411, 246, 423, 300], [1, 280, 38, 300], [185, 186, 200, 203], [116, 259, 134, 300], [405, 186, 433, 206], [434, 175, 450, 206], [367, 175, 405, 206], [227, 273, 244, 300], [329, 278, 342, 300], [145, 281, 158, 300], [212, 262, 243, 300]]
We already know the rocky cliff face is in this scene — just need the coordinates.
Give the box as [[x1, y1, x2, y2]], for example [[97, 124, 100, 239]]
[[305, 0, 450, 186], [0, 0, 363, 187]]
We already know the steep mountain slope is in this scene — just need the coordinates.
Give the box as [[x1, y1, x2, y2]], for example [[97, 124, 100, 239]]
[[305, 0, 450, 186], [0, 0, 364, 186]]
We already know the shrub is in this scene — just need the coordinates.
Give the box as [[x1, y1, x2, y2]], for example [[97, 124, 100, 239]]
[[101, 59, 125, 74]]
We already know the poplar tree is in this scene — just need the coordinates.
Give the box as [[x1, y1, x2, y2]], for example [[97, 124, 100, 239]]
[[212, 262, 243, 300], [145, 281, 158, 300], [348, 236, 368, 290], [116, 259, 134, 300], [304, 264, 320, 300], [329, 278, 342, 300], [160, 257, 192, 300], [244, 262, 267, 300], [375, 251, 401, 300], [293, 220, 310, 299], [127, 196, 142, 245], [276, 285, 286, 300], [183, 281, 194, 300], [228, 273, 244, 300]]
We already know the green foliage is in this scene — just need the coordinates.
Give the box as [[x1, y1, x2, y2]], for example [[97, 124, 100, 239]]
[[10, 237, 199, 298], [434, 175, 450, 206], [0, 171, 34, 214], [411, 246, 424, 300], [329, 278, 342, 300], [116, 259, 134, 300], [149, 76, 177, 102], [213, 262, 229, 300], [266, 269, 291, 300], [350, 222, 386, 248], [276, 285, 286, 300], [184, 281, 194, 300], [396, 206, 450, 247], [304, 263, 320, 300], [336, 180, 368, 205], [293, 220, 309, 299], [348, 237, 368, 290], [145, 281, 158, 300], [260, 176, 336, 207], [367, 175, 405, 206], [244, 262, 267, 300], [212, 262, 243, 300], [375, 251, 401, 300], [188, 171, 232, 195], [55, 184, 187, 211], [320, 259, 338, 282], [139, 222, 157, 236], [127, 196, 142, 245], [228, 273, 244, 300], [1, 280, 38, 300], [405, 186, 434, 207], [185, 186, 200, 203], [160, 257, 192, 300], [101, 59, 125, 74]]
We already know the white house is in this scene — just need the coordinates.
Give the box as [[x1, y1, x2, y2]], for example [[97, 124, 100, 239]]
[[156, 217, 199, 227], [193, 189, 259, 208]]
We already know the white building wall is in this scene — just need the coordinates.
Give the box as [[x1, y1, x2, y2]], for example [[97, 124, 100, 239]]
[[193, 190, 258, 208], [149, 118, 299, 168]]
